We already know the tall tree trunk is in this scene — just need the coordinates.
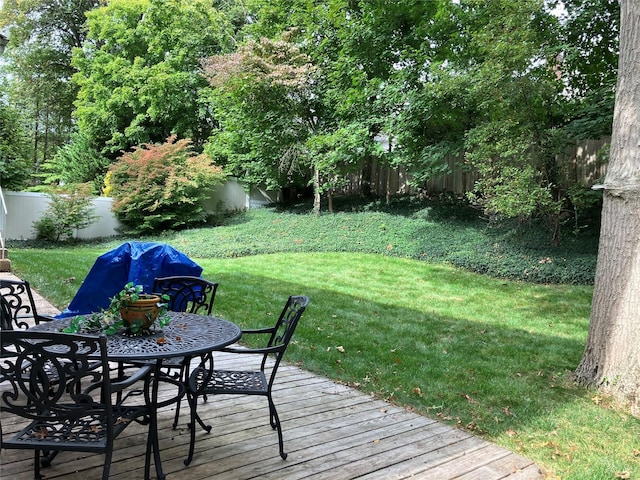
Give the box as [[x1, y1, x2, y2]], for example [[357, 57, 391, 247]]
[[43, 103, 50, 162], [313, 165, 321, 215], [574, 1, 640, 416], [33, 97, 40, 174], [386, 165, 392, 204]]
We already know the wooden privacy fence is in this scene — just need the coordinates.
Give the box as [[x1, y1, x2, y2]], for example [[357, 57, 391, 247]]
[[336, 138, 610, 198]]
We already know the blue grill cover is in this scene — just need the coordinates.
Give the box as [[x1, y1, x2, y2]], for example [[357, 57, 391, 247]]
[[56, 242, 203, 318]]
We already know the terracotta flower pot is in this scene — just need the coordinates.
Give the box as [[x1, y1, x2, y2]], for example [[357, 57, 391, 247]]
[[119, 294, 161, 332]]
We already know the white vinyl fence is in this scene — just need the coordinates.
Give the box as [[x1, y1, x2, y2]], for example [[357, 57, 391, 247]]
[[1, 178, 278, 241], [3, 191, 120, 240]]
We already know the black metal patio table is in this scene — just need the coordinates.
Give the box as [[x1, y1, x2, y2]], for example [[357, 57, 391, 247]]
[[30, 311, 242, 480]]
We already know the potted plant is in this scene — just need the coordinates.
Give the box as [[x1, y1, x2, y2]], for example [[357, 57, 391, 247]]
[[63, 282, 170, 335], [108, 282, 171, 334]]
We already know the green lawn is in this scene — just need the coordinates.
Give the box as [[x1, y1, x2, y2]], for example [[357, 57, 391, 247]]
[[8, 200, 639, 479]]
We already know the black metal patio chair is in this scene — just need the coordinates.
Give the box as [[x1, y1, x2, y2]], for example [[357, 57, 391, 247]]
[[152, 276, 218, 316], [184, 295, 309, 465], [0, 331, 153, 480], [1, 279, 87, 386], [0, 279, 54, 330], [150, 275, 220, 428]]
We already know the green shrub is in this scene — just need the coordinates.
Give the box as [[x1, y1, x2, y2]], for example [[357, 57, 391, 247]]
[[41, 132, 111, 194], [107, 136, 226, 235], [32, 187, 98, 241], [32, 216, 57, 241]]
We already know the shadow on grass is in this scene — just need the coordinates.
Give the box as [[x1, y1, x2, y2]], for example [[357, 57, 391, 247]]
[[12, 247, 593, 446], [210, 268, 589, 442]]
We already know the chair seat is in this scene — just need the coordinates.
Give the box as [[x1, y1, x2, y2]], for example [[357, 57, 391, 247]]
[[184, 295, 309, 465], [162, 356, 185, 368], [127, 355, 185, 369], [1, 331, 154, 480], [4, 404, 148, 451], [192, 367, 268, 394]]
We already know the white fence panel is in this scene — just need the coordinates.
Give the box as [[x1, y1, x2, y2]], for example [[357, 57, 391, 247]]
[[3, 191, 121, 240], [3, 178, 279, 241], [201, 177, 278, 212]]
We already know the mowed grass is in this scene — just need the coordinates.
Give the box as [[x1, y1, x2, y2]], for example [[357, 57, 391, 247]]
[[8, 202, 639, 479]]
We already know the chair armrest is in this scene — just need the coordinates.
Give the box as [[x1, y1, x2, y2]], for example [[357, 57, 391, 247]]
[[84, 365, 153, 395], [241, 327, 276, 335], [221, 344, 283, 355], [111, 364, 153, 390], [35, 314, 56, 323]]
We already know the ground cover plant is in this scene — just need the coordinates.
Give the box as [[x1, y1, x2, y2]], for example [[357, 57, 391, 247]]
[[9, 199, 638, 479], [178, 196, 597, 285], [19, 196, 598, 284]]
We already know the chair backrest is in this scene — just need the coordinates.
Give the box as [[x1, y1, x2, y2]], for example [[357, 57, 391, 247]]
[[152, 276, 218, 315], [1, 296, 15, 331], [0, 279, 48, 330], [262, 295, 309, 371], [0, 331, 113, 439]]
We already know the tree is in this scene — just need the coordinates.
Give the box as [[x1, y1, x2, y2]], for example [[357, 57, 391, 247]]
[[0, 103, 32, 189], [0, 0, 100, 180], [72, 0, 234, 158], [560, 0, 619, 146], [209, 1, 435, 211], [39, 131, 111, 194], [574, 1, 640, 416], [415, 1, 570, 242], [108, 136, 225, 234], [201, 32, 322, 208]]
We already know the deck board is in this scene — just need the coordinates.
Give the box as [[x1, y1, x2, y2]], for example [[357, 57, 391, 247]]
[[1, 353, 541, 480], [0, 272, 542, 479]]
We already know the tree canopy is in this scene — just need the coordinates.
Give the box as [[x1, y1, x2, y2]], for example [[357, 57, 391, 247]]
[[72, 0, 235, 157], [0, 0, 618, 229]]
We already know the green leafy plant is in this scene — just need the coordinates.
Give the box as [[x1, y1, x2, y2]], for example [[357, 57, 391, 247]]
[[107, 282, 171, 335], [32, 186, 99, 241], [40, 131, 111, 194], [63, 282, 170, 336], [108, 136, 226, 235], [32, 216, 58, 242], [63, 312, 124, 336]]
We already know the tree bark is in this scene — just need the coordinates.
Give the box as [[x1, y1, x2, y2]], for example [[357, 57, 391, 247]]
[[313, 165, 321, 215], [574, 0, 640, 416], [386, 165, 392, 204]]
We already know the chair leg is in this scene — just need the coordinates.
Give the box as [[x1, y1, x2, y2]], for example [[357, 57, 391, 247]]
[[268, 395, 287, 460], [102, 449, 113, 480], [34, 450, 43, 480], [144, 403, 154, 480], [172, 363, 188, 429], [40, 450, 60, 467], [144, 407, 156, 480], [173, 398, 182, 429], [184, 390, 212, 466], [268, 399, 277, 430]]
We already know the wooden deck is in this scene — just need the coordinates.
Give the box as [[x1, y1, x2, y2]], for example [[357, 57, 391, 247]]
[[1, 273, 542, 479]]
